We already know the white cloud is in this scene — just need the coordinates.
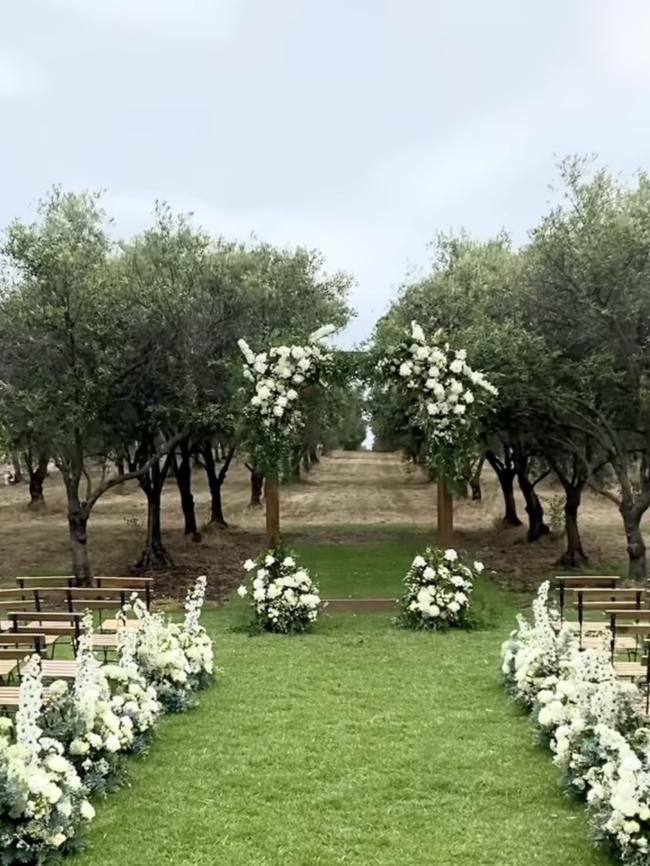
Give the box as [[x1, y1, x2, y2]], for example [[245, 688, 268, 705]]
[[44, 0, 238, 42]]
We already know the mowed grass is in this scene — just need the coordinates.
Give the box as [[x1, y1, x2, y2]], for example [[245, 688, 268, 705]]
[[74, 543, 611, 866]]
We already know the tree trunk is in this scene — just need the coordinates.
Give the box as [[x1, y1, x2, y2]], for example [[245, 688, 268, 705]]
[[27, 453, 49, 508], [68, 512, 91, 586], [174, 443, 201, 541], [485, 450, 521, 527], [309, 448, 320, 465], [249, 469, 264, 507], [202, 441, 234, 528], [10, 453, 23, 484], [137, 484, 172, 569], [470, 457, 484, 502], [302, 452, 311, 474], [621, 503, 647, 578], [558, 485, 589, 567], [517, 472, 550, 542]]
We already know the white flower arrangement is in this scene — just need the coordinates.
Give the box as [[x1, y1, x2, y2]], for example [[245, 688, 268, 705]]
[[0, 657, 94, 861], [0, 575, 213, 859], [238, 326, 334, 473], [379, 320, 497, 480], [397, 547, 481, 629], [125, 577, 214, 711], [42, 615, 160, 792], [501, 581, 650, 865], [238, 548, 321, 633]]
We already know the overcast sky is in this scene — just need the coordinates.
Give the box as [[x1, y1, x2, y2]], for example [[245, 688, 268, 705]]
[[1, 0, 649, 345]]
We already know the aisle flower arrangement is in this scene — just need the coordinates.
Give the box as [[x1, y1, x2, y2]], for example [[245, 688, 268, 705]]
[[397, 547, 482, 629], [237, 547, 321, 633], [0, 574, 213, 864], [124, 575, 214, 711], [42, 616, 162, 792], [501, 581, 650, 865], [0, 657, 95, 862]]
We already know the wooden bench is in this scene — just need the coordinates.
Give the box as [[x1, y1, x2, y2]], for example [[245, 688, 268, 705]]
[[15, 576, 153, 608], [568, 588, 647, 649], [553, 575, 620, 621]]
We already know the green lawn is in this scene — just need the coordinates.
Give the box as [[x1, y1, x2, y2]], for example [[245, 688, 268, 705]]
[[74, 543, 612, 866]]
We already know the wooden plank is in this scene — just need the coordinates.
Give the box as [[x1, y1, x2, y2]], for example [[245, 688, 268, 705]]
[[553, 575, 620, 586], [323, 598, 399, 613], [265, 477, 280, 545], [566, 587, 646, 596], [437, 480, 454, 548]]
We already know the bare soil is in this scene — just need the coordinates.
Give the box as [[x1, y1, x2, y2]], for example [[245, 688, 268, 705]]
[[0, 451, 637, 597]]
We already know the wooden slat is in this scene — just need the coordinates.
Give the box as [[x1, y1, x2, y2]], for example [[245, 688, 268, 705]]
[[554, 575, 621, 586], [323, 598, 399, 612], [567, 588, 647, 597], [7, 611, 84, 622], [94, 577, 153, 588], [15, 576, 73, 588], [578, 601, 648, 611]]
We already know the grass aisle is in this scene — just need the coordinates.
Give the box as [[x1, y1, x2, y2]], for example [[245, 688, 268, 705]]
[[76, 544, 611, 866]]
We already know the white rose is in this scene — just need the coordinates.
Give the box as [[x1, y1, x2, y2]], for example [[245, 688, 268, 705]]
[[49, 833, 67, 848], [463, 390, 474, 404], [449, 359, 463, 374], [236, 585, 248, 598], [80, 800, 96, 821], [243, 559, 255, 572], [429, 604, 440, 617], [287, 389, 298, 401], [423, 566, 436, 580], [399, 361, 413, 378], [273, 405, 284, 417], [473, 561, 484, 574], [443, 549, 458, 562]]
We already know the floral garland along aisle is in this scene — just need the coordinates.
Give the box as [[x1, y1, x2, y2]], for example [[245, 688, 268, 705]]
[[502, 581, 650, 865], [0, 575, 214, 864]]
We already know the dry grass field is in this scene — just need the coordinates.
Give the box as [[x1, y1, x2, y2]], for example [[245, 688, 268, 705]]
[[0, 450, 638, 595]]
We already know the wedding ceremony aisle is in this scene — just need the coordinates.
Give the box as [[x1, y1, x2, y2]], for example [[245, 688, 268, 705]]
[[74, 543, 610, 866]]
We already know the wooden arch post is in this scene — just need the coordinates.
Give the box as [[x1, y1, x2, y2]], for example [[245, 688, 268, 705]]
[[265, 474, 280, 546], [437, 478, 454, 549]]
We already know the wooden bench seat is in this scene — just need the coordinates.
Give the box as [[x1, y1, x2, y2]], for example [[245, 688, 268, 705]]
[[614, 661, 647, 679]]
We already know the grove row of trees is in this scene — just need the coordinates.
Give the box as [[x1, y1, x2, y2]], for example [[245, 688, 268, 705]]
[[0, 189, 365, 583], [371, 158, 650, 578]]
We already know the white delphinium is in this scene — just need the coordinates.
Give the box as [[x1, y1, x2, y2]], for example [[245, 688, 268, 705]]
[[15, 655, 43, 756], [176, 576, 214, 689]]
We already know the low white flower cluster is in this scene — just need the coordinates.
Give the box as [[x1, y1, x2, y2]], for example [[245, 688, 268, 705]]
[[381, 320, 496, 437], [398, 547, 482, 629], [501, 581, 650, 865], [0, 658, 95, 862], [238, 548, 321, 633], [0, 575, 213, 864], [125, 575, 214, 712], [237, 325, 335, 471]]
